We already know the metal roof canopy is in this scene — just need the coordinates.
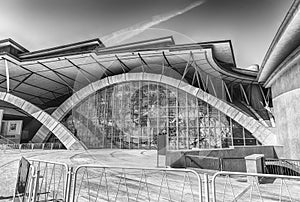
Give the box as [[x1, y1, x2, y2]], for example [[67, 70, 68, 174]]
[[0, 37, 257, 113]]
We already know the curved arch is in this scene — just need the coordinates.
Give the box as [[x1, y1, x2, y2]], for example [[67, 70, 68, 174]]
[[33, 73, 276, 146], [0, 92, 85, 150]]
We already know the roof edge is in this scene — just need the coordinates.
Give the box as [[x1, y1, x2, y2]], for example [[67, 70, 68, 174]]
[[258, 0, 300, 82], [19, 38, 104, 59], [0, 38, 29, 53]]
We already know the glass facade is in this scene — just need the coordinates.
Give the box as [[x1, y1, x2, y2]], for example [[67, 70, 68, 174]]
[[72, 81, 258, 149]]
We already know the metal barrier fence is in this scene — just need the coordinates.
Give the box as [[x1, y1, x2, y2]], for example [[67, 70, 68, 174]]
[[211, 171, 300, 202], [265, 158, 300, 176], [72, 165, 203, 202], [28, 159, 71, 202], [13, 164, 36, 202], [1, 142, 64, 152], [12, 158, 300, 202]]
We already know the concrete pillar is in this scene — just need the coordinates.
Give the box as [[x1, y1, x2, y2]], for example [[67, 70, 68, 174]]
[[270, 59, 300, 159], [245, 154, 264, 183], [245, 154, 264, 174], [272, 89, 300, 159]]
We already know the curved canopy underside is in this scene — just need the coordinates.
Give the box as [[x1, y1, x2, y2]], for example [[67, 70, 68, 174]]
[[0, 43, 257, 110]]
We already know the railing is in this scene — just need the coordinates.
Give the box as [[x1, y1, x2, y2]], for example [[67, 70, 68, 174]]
[[0, 134, 18, 144], [211, 171, 300, 202], [1, 142, 64, 152], [264, 158, 300, 176], [72, 165, 203, 202]]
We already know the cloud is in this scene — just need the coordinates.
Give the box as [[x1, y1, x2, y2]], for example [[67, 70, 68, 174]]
[[101, 0, 206, 46]]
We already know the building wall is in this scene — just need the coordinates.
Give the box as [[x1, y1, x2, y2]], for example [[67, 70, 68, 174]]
[[272, 55, 300, 159]]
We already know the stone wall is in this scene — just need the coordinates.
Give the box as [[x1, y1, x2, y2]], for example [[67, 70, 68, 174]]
[[272, 58, 300, 159], [166, 146, 277, 172]]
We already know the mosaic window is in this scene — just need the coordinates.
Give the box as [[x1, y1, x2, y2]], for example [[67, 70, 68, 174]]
[[72, 81, 258, 149]]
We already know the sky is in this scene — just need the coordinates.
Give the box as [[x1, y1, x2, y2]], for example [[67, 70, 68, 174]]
[[0, 0, 293, 68]]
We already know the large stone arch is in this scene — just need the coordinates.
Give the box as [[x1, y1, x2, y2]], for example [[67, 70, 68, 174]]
[[0, 92, 86, 150], [33, 73, 276, 146]]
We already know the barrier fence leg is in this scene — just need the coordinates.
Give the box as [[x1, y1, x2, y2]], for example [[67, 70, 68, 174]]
[[65, 167, 73, 202], [204, 173, 210, 202], [29, 170, 40, 202], [27, 173, 35, 202]]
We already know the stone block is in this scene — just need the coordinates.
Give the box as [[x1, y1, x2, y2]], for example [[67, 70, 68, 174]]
[[196, 89, 205, 101], [31, 132, 45, 143], [245, 154, 264, 176], [191, 88, 199, 96], [202, 92, 209, 102], [233, 111, 243, 121], [38, 126, 50, 136], [161, 76, 180, 87], [218, 102, 231, 114], [143, 73, 160, 82], [126, 73, 143, 81], [21, 102, 41, 117], [235, 114, 248, 127], [43, 116, 59, 132], [33, 126, 50, 142], [75, 84, 94, 101], [246, 119, 260, 133], [52, 125, 66, 140], [37, 111, 48, 125], [108, 74, 125, 84], [92, 77, 109, 91], [226, 108, 239, 119], [65, 139, 77, 149], [51, 110, 62, 120], [0, 92, 6, 100], [178, 82, 198, 95], [4, 94, 25, 109], [209, 96, 219, 107], [59, 100, 75, 116]]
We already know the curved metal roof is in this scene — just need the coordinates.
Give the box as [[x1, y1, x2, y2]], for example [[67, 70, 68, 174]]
[[0, 36, 258, 112]]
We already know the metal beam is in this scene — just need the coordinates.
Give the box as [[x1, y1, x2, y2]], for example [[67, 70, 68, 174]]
[[209, 76, 217, 97], [115, 55, 130, 72], [240, 84, 250, 105], [180, 52, 192, 82], [0, 85, 51, 102], [90, 54, 114, 76], [65, 58, 94, 83], [3, 57, 71, 91], [223, 81, 233, 103], [38, 62, 76, 92], [11, 73, 33, 92]]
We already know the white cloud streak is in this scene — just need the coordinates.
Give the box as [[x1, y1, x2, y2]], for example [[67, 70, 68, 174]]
[[101, 0, 206, 46]]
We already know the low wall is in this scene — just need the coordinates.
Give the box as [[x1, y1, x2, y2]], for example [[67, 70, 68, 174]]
[[166, 146, 278, 172]]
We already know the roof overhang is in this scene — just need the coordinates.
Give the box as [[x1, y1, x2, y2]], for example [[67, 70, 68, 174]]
[[0, 37, 257, 112], [258, 0, 300, 85]]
